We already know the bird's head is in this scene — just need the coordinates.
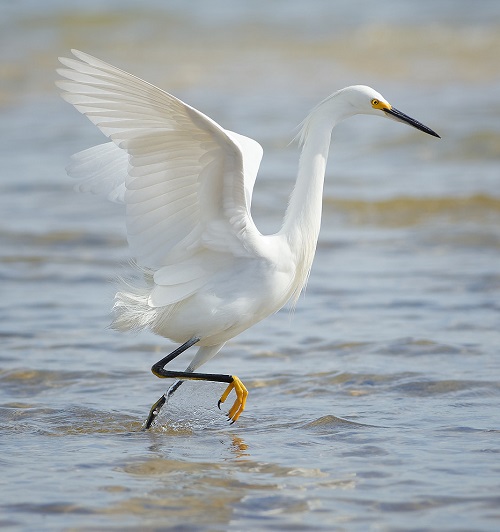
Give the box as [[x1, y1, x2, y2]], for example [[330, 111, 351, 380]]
[[340, 85, 440, 138]]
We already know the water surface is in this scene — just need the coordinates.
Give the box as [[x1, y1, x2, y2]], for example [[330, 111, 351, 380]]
[[1, 2, 499, 530]]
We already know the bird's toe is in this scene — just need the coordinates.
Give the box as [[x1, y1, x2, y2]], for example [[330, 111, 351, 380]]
[[219, 375, 248, 423]]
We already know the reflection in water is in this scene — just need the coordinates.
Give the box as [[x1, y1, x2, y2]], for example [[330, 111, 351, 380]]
[[111, 428, 357, 527], [229, 434, 250, 459]]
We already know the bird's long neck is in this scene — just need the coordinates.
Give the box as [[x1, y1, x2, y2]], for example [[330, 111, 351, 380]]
[[282, 112, 334, 255], [280, 100, 348, 303]]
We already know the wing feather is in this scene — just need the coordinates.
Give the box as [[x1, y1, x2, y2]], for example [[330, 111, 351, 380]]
[[58, 50, 264, 304], [126, 193, 199, 235], [126, 184, 198, 215], [127, 167, 199, 190], [66, 142, 128, 202]]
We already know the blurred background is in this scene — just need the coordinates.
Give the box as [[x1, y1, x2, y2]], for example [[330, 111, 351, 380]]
[[1, 0, 499, 259], [1, 1, 499, 530]]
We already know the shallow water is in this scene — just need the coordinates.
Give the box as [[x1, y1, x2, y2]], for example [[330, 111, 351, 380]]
[[1, 1, 500, 530]]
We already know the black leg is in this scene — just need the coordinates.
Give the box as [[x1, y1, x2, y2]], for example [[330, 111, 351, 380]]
[[143, 379, 197, 430], [167, 379, 184, 398], [143, 337, 200, 430], [143, 337, 236, 430], [151, 336, 201, 375], [143, 394, 167, 430]]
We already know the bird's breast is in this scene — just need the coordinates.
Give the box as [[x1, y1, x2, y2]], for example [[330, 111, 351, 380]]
[[157, 255, 296, 345]]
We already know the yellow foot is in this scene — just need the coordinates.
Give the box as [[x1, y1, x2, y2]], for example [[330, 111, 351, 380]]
[[218, 376, 248, 424]]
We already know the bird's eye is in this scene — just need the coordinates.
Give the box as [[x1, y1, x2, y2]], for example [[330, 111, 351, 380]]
[[371, 99, 379, 107]]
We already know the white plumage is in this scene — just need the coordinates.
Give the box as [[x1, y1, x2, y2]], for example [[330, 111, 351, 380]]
[[57, 50, 439, 425]]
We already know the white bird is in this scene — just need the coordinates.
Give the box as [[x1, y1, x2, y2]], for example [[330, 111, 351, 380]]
[[57, 50, 439, 429]]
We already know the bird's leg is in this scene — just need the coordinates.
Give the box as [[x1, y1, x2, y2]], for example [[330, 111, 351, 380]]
[[143, 380, 187, 430], [144, 337, 248, 428], [143, 337, 200, 430], [143, 394, 167, 430]]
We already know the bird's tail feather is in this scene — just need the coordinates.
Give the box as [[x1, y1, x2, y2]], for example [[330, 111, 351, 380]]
[[111, 262, 180, 335]]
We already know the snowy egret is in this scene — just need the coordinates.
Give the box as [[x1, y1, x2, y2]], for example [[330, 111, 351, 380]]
[[57, 50, 439, 429]]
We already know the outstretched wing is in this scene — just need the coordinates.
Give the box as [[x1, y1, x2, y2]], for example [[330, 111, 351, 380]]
[[57, 50, 263, 265], [57, 50, 265, 306]]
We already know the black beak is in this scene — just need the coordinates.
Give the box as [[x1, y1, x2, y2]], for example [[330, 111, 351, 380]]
[[384, 107, 440, 138]]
